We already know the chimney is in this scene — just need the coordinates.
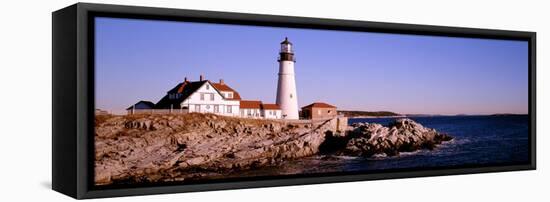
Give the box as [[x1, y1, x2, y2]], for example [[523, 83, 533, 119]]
[[200, 75, 204, 81], [184, 77, 188, 82], [219, 79, 224, 85]]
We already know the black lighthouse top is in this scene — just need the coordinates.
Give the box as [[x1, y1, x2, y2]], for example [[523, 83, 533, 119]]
[[281, 37, 292, 45], [279, 37, 295, 62]]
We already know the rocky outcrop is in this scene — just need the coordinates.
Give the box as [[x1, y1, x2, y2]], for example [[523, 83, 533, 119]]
[[321, 118, 453, 157], [94, 113, 335, 185], [95, 114, 452, 186]]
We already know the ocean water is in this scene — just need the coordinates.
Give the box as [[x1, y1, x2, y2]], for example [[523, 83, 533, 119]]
[[225, 115, 530, 177]]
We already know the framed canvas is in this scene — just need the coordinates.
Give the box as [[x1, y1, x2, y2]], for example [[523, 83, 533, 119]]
[[52, 3, 536, 199]]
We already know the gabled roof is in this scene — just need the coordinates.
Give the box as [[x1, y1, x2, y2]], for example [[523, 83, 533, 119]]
[[262, 103, 281, 110], [167, 80, 207, 94], [127, 100, 155, 110], [211, 82, 242, 100], [240, 100, 262, 109], [301, 102, 337, 109], [156, 81, 208, 109]]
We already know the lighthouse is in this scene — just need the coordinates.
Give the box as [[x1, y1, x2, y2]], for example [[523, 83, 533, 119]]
[[276, 37, 299, 119]]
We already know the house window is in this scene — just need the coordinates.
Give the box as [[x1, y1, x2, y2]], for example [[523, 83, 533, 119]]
[[206, 84, 210, 90], [210, 93, 214, 101], [227, 92, 233, 98], [195, 105, 200, 112], [227, 106, 232, 113], [206, 105, 210, 109], [290, 93, 293, 99], [200, 93, 205, 101], [214, 105, 219, 113]]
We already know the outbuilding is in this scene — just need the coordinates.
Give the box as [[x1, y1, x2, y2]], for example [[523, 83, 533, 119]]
[[126, 100, 155, 115], [301, 102, 337, 119]]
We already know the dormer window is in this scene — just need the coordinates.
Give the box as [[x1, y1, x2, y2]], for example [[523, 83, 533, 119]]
[[227, 92, 233, 98]]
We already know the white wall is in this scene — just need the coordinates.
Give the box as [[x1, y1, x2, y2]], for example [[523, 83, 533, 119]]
[[276, 60, 299, 119], [219, 91, 235, 99], [181, 82, 240, 116], [0, 0, 548, 202], [240, 108, 262, 118], [263, 109, 282, 119]]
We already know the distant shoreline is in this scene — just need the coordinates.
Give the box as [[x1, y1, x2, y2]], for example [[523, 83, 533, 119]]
[[347, 115, 407, 119], [489, 113, 528, 116], [338, 110, 401, 118], [346, 114, 529, 119]]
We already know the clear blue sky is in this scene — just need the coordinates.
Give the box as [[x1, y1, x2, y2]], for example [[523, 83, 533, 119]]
[[95, 17, 528, 115]]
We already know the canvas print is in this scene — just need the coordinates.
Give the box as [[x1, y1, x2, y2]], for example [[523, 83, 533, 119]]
[[93, 17, 529, 187]]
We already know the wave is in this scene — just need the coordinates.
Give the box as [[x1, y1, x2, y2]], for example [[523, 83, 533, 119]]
[[335, 155, 360, 160], [317, 155, 359, 161]]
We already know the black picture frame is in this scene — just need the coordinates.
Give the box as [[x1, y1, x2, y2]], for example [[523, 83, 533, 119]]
[[52, 2, 536, 199]]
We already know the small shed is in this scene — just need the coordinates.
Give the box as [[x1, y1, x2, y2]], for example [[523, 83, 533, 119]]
[[126, 101, 155, 115], [301, 102, 337, 120]]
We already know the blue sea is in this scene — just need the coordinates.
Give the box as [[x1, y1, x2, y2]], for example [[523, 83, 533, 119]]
[[227, 115, 530, 177]]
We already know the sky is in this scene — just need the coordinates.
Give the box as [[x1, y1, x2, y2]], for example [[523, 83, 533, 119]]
[[95, 17, 529, 115]]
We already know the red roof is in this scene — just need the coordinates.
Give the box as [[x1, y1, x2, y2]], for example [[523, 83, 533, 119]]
[[262, 103, 280, 110], [212, 82, 242, 100], [240, 100, 262, 109], [301, 102, 337, 109], [176, 81, 190, 93]]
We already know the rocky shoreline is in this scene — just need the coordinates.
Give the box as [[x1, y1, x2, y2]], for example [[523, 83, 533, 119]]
[[94, 113, 452, 185], [321, 119, 453, 157]]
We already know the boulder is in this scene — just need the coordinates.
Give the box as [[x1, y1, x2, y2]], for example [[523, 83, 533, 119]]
[[340, 118, 453, 157]]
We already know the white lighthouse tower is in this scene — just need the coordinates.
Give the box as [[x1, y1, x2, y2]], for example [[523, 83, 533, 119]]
[[276, 37, 299, 119]]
